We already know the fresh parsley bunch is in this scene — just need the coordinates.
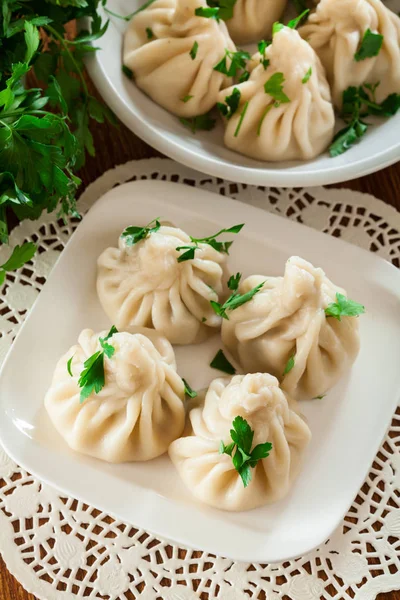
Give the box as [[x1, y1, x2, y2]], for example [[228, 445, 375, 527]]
[[0, 0, 114, 247]]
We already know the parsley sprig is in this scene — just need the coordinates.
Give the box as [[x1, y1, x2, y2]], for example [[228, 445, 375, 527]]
[[325, 293, 365, 321], [211, 274, 265, 319], [121, 218, 161, 246], [176, 223, 244, 262], [77, 326, 118, 403], [217, 88, 241, 119], [329, 85, 400, 157], [354, 29, 383, 62], [0, 242, 36, 286], [214, 49, 251, 78], [220, 416, 273, 487]]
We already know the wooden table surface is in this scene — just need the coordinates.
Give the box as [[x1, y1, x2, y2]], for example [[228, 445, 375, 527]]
[[0, 80, 399, 599]]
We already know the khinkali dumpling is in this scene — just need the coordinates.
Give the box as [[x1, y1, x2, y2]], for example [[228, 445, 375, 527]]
[[222, 257, 361, 400], [123, 0, 236, 117], [45, 328, 185, 462], [169, 373, 311, 511], [299, 0, 400, 108], [225, 0, 287, 44], [217, 26, 335, 161], [97, 224, 229, 344]]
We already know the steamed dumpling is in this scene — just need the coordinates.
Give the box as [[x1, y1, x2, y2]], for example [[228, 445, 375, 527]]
[[97, 224, 229, 344], [217, 26, 335, 161], [123, 0, 236, 117], [226, 0, 287, 44], [222, 257, 361, 400], [299, 0, 400, 108], [45, 328, 185, 462], [169, 373, 311, 511]]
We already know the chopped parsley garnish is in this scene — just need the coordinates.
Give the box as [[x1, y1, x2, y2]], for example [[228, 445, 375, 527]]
[[176, 223, 244, 262], [325, 293, 365, 321], [121, 218, 161, 246], [0, 242, 37, 287], [146, 27, 154, 39], [291, 0, 308, 14], [67, 355, 74, 377], [329, 85, 400, 156], [183, 378, 198, 398], [190, 41, 199, 60], [220, 416, 272, 487], [283, 354, 295, 375], [314, 394, 326, 400], [264, 73, 290, 104], [302, 67, 312, 84], [122, 65, 134, 80], [239, 70, 250, 83], [214, 49, 251, 78], [181, 95, 194, 103], [210, 349, 236, 374], [179, 112, 216, 133], [211, 277, 265, 320], [234, 100, 249, 137], [354, 29, 383, 62], [257, 104, 273, 136], [217, 87, 241, 119], [286, 8, 309, 29], [228, 272, 241, 291], [78, 326, 118, 403], [258, 40, 271, 69], [195, 6, 220, 19]]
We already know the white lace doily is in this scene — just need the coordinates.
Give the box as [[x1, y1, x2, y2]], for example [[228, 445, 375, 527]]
[[0, 158, 399, 600]]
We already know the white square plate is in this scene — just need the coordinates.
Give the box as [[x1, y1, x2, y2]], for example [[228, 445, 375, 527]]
[[0, 180, 399, 563]]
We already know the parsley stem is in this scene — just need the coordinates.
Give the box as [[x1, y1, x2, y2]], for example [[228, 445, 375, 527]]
[[45, 24, 89, 97], [234, 101, 249, 137], [257, 104, 272, 136]]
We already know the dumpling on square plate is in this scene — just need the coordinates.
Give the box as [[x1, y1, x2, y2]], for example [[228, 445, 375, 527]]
[[169, 373, 311, 511], [44, 327, 185, 462], [221, 256, 363, 400]]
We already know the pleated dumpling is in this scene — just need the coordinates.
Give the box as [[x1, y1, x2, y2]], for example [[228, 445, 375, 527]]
[[217, 25, 335, 161], [299, 0, 400, 108], [222, 257, 363, 400], [169, 373, 311, 511], [44, 328, 185, 462], [123, 0, 236, 117], [225, 0, 287, 44], [97, 224, 229, 344]]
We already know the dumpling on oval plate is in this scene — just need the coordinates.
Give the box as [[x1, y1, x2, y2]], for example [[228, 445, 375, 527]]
[[217, 25, 335, 161], [221, 256, 363, 400], [97, 223, 230, 345], [169, 373, 311, 511], [44, 327, 185, 462], [225, 0, 287, 44], [299, 0, 400, 109], [122, 0, 236, 117]]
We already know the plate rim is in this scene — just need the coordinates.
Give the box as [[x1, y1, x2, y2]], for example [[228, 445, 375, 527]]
[[1, 180, 400, 563]]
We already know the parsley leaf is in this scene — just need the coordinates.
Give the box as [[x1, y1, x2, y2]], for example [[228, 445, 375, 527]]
[[211, 279, 265, 320], [258, 40, 271, 69], [302, 67, 312, 84], [196, 0, 238, 21], [217, 87, 241, 119], [67, 355, 74, 377], [283, 354, 295, 375], [210, 349, 236, 374], [238, 70, 250, 83], [0, 242, 37, 286], [181, 94, 194, 103], [122, 65, 134, 79], [354, 29, 383, 62], [179, 113, 216, 133], [146, 27, 154, 39], [220, 416, 272, 487], [325, 293, 365, 321], [314, 394, 326, 400], [214, 49, 251, 78], [195, 6, 220, 19], [228, 272, 241, 291], [264, 73, 290, 104], [78, 326, 118, 403], [190, 41, 198, 60], [176, 223, 244, 262], [287, 9, 309, 29], [183, 378, 198, 398], [105, 0, 158, 21], [121, 218, 161, 246]]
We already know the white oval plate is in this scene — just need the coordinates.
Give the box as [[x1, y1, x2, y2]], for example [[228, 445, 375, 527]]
[[85, 0, 400, 187], [0, 181, 400, 563]]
